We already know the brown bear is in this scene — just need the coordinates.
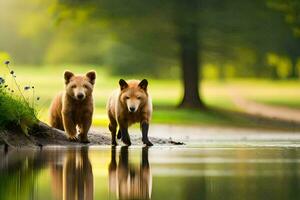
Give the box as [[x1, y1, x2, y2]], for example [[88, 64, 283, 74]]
[[107, 79, 153, 146], [49, 70, 96, 143]]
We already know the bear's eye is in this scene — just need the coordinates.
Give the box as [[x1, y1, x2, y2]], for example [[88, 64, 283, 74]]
[[126, 96, 130, 99], [71, 85, 76, 89], [137, 96, 141, 100], [83, 85, 89, 89]]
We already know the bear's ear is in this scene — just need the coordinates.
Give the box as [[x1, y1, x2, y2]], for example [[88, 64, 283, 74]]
[[138, 79, 148, 91], [64, 71, 74, 84], [119, 79, 128, 90], [86, 71, 96, 85]]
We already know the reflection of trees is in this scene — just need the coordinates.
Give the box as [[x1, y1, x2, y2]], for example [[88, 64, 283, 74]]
[[0, 150, 46, 200], [109, 146, 152, 199], [200, 149, 300, 200], [50, 147, 94, 200], [285, 148, 299, 199]]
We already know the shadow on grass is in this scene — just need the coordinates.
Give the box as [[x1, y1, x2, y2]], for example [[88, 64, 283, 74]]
[[153, 105, 300, 131]]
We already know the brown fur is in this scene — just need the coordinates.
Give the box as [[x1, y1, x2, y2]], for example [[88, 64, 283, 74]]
[[49, 70, 96, 143], [107, 79, 153, 146]]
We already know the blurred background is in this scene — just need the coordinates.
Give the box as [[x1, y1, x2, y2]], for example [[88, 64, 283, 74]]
[[0, 0, 299, 129]]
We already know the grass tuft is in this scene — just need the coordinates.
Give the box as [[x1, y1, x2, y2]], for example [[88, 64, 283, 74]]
[[0, 61, 38, 134]]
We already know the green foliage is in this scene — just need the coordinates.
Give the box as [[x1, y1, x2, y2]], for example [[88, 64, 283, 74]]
[[0, 88, 37, 133], [267, 0, 300, 36], [52, 0, 300, 79], [0, 62, 38, 133], [1, 0, 300, 79], [0, 155, 41, 200]]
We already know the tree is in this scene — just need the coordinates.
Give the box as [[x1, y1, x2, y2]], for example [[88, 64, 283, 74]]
[[54, 0, 300, 110], [175, 0, 204, 107], [56, 0, 206, 108], [267, 0, 300, 78]]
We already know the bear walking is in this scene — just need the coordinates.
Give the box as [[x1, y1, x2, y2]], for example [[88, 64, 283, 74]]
[[107, 79, 153, 146], [49, 70, 96, 143]]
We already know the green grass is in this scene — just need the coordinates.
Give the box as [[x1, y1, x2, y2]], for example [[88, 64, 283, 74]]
[[228, 79, 300, 110], [0, 69, 38, 133], [3, 65, 300, 129], [254, 98, 300, 109]]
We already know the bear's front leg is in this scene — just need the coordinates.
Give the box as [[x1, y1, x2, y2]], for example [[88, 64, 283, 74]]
[[141, 121, 153, 146], [108, 114, 118, 146], [119, 125, 131, 146], [117, 117, 131, 146], [109, 122, 118, 146], [78, 112, 92, 143], [62, 112, 77, 141]]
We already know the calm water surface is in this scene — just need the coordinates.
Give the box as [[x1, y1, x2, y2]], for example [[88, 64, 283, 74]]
[[0, 145, 299, 200]]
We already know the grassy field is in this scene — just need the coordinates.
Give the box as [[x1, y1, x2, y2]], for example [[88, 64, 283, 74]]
[[2, 65, 300, 129], [228, 79, 300, 109]]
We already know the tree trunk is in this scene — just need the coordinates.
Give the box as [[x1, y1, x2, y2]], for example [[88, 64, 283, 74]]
[[289, 57, 298, 79], [178, 31, 205, 108], [177, 1, 205, 109], [286, 39, 299, 79]]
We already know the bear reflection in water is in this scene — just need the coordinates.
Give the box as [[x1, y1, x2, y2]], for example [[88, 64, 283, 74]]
[[49, 147, 151, 200], [50, 147, 94, 200], [109, 146, 152, 200]]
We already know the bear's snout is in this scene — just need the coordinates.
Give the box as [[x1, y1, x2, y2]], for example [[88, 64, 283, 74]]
[[76, 93, 85, 100], [129, 106, 136, 112]]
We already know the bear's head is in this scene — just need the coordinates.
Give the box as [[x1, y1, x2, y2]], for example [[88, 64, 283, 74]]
[[119, 79, 148, 113], [64, 70, 96, 101]]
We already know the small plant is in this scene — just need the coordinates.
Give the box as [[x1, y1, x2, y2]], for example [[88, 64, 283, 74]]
[[0, 61, 39, 135]]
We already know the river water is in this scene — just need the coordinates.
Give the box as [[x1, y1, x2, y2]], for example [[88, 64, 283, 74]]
[[0, 142, 299, 200]]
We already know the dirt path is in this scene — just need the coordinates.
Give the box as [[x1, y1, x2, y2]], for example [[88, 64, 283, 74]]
[[230, 88, 300, 123]]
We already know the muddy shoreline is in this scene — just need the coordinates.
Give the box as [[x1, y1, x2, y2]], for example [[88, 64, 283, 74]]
[[0, 121, 183, 149]]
